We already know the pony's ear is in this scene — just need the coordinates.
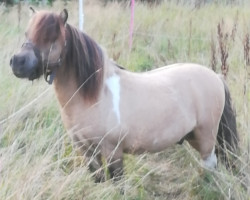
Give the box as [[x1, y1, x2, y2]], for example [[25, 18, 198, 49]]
[[29, 7, 36, 14], [60, 9, 68, 25]]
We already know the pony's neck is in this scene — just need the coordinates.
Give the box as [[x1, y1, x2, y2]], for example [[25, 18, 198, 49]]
[[53, 57, 121, 110], [52, 25, 125, 110], [53, 66, 82, 108]]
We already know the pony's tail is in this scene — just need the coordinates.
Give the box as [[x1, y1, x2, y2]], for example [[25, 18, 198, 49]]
[[216, 78, 239, 168]]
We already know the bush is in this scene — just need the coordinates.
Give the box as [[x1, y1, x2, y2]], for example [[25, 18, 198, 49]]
[[0, 0, 56, 6]]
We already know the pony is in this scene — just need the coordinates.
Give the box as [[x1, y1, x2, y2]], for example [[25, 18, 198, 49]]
[[10, 9, 238, 182]]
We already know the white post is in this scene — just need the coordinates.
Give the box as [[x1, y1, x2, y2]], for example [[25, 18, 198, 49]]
[[79, 0, 84, 31]]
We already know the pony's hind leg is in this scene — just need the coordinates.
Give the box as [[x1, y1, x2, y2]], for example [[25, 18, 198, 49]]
[[187, 127, 218, 170], [202, 147, 217, 170]]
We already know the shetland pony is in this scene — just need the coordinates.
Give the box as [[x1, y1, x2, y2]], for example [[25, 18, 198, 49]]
[[10, 9, 238, 182]]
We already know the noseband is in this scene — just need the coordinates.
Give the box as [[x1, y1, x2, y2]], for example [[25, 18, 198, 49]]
[[22, 41, 66, 84]]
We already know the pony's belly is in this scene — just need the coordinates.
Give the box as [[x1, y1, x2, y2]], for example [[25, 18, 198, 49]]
[[123, 137, 178, 154], [123, 125, 193, 154]]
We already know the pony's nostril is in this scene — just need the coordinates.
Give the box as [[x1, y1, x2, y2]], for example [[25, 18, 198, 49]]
[[10, 55, 27, 68], [18, 56, 26, 66]]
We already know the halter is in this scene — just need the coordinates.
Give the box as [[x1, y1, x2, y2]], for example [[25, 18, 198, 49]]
[[22, 40, 66, 84], [43, 40, 67, 84]]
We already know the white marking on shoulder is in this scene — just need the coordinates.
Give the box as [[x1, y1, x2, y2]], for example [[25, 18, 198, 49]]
[[203, 147, 217, 170], [105, 73, 121, 124]]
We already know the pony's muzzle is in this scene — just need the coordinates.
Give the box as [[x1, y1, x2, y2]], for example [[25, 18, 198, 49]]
[[10, 51, 40, 80], [10, 54, 27, 77]]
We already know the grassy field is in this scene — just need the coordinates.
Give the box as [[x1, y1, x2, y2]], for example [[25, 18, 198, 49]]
[[0, 1, 250, 199]]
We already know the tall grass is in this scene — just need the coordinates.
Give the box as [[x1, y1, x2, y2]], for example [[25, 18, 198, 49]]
[[0, 1, 250, 199]]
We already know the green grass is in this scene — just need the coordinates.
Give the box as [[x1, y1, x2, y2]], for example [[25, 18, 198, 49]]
[[0, 1, 250, 199]]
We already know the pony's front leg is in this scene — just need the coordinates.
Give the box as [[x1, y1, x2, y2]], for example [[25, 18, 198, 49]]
[[73, 136, 105, 182], [108, 157, 123, 181], [86, 151, 105, 183], [104, 147, 124, 181]]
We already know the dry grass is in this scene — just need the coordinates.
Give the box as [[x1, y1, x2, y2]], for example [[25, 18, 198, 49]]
[[0, 1, 250, 199]]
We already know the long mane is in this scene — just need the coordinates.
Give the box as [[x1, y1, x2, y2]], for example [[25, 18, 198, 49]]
[[65, 24, 104, 101]]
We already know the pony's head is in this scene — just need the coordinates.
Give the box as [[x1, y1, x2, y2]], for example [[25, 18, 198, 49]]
[[10, 9, 68, 82], [10, 8, 104, 100]]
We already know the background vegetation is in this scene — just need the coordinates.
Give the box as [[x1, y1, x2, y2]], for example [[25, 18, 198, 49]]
[[0, 0, 249, 199]]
